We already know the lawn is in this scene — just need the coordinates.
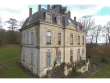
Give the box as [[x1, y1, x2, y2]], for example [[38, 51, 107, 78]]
[[0, 63, 29, 78], [0, 44, 29, 78], [89, 57, 110, 78], [0, 44, 20, 64]]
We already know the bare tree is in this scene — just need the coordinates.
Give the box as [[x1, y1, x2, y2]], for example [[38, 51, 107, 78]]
[[0, 28, 6, 45], [79, 17, 96, 44], [6, 18, 18, 43], [79, 17, 95, 34], [105, 21, 110, 44], [19, 19, 25, 28], [6, 18, 18, 31], [94, 25, 102, 45], [0, 17, 3, 28]]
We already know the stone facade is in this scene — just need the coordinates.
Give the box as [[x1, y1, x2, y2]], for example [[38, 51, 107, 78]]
[[20, 5, 86, 77]]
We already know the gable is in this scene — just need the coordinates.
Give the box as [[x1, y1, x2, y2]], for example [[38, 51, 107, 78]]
[[65, 24, 77, 30]]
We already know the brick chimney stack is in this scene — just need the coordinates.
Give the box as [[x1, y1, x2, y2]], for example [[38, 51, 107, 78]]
[[38, 4, 41, 11], [47, 5, 50, 10], [29, 8, 32, 17], [74, 17, 76, 21]]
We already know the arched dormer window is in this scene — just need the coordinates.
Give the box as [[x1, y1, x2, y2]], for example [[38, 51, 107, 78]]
[[46, 12, 52, 23], [57, 16, 62, 25]]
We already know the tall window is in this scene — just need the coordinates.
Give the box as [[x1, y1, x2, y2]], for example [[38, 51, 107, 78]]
[[23, 34, 25, 45], [70, 34, 73, 45], [77, 49, 80, 61], [58, 33, 61, 44], [46, 31, 51, 44], [31, 32, 34, 45], [82, 36, 84, 45], [31, 50, 34, 66], [57, 50, 61, 64], [26, 33, 29, 45], [46, 52, 51, 67], [23, 50, 25, 61], [82, 49, 84, 57], [78, 36, 80, 45], [70, 50, 73, 62], [46, 13, 51, 22]]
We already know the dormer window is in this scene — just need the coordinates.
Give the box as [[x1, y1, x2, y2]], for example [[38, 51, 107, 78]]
[[80, 26, 82, 31], [68, 19, 72, 24], [57, 16, 62, 25], [27, 17, 32, 25], [46, 12, 52, 23]]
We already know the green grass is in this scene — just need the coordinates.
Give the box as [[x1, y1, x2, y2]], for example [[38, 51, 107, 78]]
[[88, 57, 110, 78], [0, 63, 29, 78], [0, 44, 29, 78], [0, 44, 20, 64]]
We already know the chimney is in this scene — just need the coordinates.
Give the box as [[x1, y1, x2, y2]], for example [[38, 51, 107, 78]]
[[29, 8, 32, 16], [38, 4, 41, 11], [74, 17, 76, 21], [47, 5, 50, 10], [51, 6, 60, 14], [68, 11, 71, 18]]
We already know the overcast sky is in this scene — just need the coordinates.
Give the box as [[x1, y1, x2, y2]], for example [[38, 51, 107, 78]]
[[0, 0, 110, 29]]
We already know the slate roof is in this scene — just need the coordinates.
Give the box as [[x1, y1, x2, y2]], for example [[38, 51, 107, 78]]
[[22, 8, 82, 29]]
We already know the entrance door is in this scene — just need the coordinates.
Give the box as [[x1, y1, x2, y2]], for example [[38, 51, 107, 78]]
[[70, 50, 73, 62]]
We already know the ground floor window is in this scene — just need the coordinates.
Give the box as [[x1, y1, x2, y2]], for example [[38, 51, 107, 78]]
[[23, 49, 25, 61], [77, 49, 80, 61], [46, 52, 51, 67], [82, 48, 84, 57], [56, 50, 61, 64], [31, 50, 34, 66], [70, 50, 73, 62]]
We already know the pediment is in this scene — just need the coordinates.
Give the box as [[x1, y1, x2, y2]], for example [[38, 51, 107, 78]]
[[65, 24, 77, 30]]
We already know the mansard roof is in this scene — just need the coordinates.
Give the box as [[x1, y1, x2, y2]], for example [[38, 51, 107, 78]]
[[22, 8, 82, 29]]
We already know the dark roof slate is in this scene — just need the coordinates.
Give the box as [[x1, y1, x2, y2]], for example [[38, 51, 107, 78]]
[[22, 8, 82, 29]]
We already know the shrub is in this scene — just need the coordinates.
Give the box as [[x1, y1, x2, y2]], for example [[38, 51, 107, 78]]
[[67, 66, 81, 78], [100, 57, 108, 63], [53, 59, 57, 68], [60, 62, 65, 66]]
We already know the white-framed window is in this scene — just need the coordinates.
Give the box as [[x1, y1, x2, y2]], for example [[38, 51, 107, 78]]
[[78, 36, 80, 45], [26, 33, 29, 45], [23, 49, 25, 61], [82, 36, 84, 45], [82, 49, 84, 57], [70, 50, 73, 62], [46, 51, 51, 67], [68, 19, 72, 24], [70, 34, 73, 45], [58, 33, 61, 44], [46, 12, 52, 23], [46, 31, 51, 44], [22, 33, 25, 45], [31, 50, 34, 66], [77, 49, 80, 61], [27, 17, 32, 25], [57, 17, 62, 25], [31, 31, 34, 45]]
